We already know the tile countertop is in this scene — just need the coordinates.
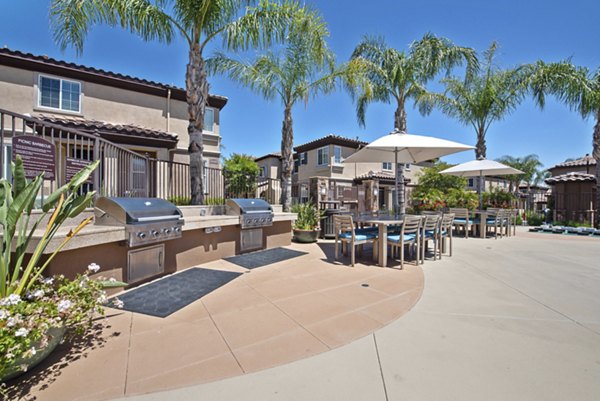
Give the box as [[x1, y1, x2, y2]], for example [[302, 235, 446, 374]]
[[22, 212, 297, 254]]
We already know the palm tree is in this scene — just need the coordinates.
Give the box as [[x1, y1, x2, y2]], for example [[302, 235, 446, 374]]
[[496, 154, 546, 210], [50, 0, 319, 205], [207, 13, 338, 212], [419, 42, 529, 159], [348, 33, 477, 215], [527, 60, 600, 226]]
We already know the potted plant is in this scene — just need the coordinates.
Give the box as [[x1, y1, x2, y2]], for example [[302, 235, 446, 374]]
[[291, 202, 323, 243], [0, 156, 125, 382]]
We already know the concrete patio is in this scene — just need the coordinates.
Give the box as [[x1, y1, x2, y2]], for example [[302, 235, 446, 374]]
[[11, 228, 600, 401]]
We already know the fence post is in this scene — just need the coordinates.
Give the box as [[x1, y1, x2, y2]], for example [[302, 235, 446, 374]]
[[93, 138, 101, 199]]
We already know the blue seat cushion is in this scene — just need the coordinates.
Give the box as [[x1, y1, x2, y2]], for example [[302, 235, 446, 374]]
[[454, 218, 468, 224], [339, 232, 377, 241], [356, 227, 378, 235], [424, 230, 437, 238], [388, 234, 416, 243]]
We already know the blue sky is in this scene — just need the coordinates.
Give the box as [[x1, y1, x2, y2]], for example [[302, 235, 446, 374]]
[[1, 0, 598, 169]]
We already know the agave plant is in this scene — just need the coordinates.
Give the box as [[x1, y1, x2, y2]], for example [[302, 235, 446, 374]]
[[0, 156, 99, 298]]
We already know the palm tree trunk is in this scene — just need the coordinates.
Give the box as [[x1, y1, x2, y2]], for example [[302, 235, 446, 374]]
[[394, 105, 407, 132], [394, 99, 406, 215], [280, 104, 293, 212], [186, 42, 207, 205], [475, 125, 486, 159], [593, 111, 600, 227]]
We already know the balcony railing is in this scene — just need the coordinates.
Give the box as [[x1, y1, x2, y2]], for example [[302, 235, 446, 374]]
[[0, 108, 282, 206]]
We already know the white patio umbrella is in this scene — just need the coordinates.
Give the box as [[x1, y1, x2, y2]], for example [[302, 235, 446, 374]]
[[343, 128, 474, 215], [440, 157, 524, 208]]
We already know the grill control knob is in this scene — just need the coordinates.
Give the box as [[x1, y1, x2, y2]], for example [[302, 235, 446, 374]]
[[162, 228, 171, 234], [174, 227, 182, 233], [137, 232, 146, 239], [151, 230, 160, 237]]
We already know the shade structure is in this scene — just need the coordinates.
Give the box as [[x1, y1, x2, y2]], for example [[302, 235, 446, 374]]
[[343, 128, 474, 214], [440, 158, 524, 208]]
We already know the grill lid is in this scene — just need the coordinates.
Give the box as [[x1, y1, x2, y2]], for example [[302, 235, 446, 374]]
[[95, 197, 182, 225], [227, 198, 273, 213]]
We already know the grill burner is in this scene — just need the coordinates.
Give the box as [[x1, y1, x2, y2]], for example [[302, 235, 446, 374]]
[[94, 197, 184, 247], [226, 198, 274, 229]]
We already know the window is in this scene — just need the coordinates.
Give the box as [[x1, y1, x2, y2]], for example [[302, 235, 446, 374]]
[[300, 184, 309, 203], [39, 75, 81, 112], [300, 152, 308, 165], [259, 166, 266, 177], [404, 163, 411, 170], [468, 178, 474, 187], [293, 158, 299, 173], [382, 162, 393, 171], [203, 108, 215, 132], [336, 185, 346, 198], [317, 146, 329, 166], [333, 146, 342, 164]]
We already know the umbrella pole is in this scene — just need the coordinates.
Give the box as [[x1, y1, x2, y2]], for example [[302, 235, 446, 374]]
[[479, 170, 483, 209], [394, 149, 399, 217]]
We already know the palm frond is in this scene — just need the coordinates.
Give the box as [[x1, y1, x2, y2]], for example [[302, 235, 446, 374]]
[[50, 0, 176, 54]]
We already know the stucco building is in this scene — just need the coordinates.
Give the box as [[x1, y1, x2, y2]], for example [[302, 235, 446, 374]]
[[0, 47, 227, 174]]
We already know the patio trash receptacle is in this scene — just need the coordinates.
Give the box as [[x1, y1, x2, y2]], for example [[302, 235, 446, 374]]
[[321, 208, 346, 239]]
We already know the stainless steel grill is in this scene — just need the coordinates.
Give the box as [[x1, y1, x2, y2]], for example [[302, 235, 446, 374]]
[[226, 198, 274, 229], [94, 197, 184, 247]]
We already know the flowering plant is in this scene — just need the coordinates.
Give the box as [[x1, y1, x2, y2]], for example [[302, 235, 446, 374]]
[[0, 263, 124, 380]]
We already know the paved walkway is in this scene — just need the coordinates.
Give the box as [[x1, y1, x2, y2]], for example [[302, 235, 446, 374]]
[[13, 241, 423, 401], [112, 228, 600, 401]]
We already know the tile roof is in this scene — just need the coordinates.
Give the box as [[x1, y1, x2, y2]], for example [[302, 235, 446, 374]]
[[31, 113, 178, 144], [255, 152, 282, 162], [0, 47, 227, 108], [354, 170, 411, 184], [545, 172, 597, 185], [552, 154, 596, 168], [294, 134, 368, 152]]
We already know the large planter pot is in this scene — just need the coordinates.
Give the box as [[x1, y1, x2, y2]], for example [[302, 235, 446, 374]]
[[293, 228, 319, 243], [1, 326, 66, 382]]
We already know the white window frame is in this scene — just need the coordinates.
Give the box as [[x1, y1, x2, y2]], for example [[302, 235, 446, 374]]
[[38, 74, 82, 113], [382, 162, 393, 171], [259, 166, 266, 178], [333, 146, 343, 164], [203, 107, 215, 132], [317, 146, 329, 166], [301, 152, 308, 165], [404, 163, 411, 170], [468, 178, 474, 187]]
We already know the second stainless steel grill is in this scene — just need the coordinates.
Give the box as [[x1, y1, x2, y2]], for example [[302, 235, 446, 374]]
[[226, 198, 274, 229], [94, 197, 184, 247]]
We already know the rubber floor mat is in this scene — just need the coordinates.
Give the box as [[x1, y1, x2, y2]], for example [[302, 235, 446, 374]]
[[110, 268, 241, 317], [224, 247, 308, 269]]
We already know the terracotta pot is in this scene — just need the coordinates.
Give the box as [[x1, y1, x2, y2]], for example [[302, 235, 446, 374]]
[[292, 228, 319, 243], [1, 326, 66, 382]]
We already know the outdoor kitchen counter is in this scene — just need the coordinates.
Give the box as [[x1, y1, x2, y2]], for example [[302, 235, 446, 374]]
[[182, 212, 297, 230], [29, 211, 297, 254]]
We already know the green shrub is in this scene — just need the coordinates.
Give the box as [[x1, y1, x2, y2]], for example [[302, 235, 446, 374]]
[[525, 210, 544, 226], [555, 220, 592, 228], [446, 188, 479, 210], [411, 188, 446, 212], [482, 188, 517, 209], [167, 195, 191, 206], [291, 201, 323, 230]]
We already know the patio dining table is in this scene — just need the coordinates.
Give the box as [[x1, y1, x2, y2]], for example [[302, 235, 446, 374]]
[[355, 216, 404, 267], [471, 210, 489, 239]]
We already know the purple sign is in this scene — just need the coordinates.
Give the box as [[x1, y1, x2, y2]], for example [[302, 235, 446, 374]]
[[12, 135, 56, 180], [65, 157, 93, 184]]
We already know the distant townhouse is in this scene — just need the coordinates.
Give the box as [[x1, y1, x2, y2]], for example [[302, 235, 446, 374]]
[[290, 134, 425, 212], [0, 47, 227, 178], [546, 154, 597, 224]]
